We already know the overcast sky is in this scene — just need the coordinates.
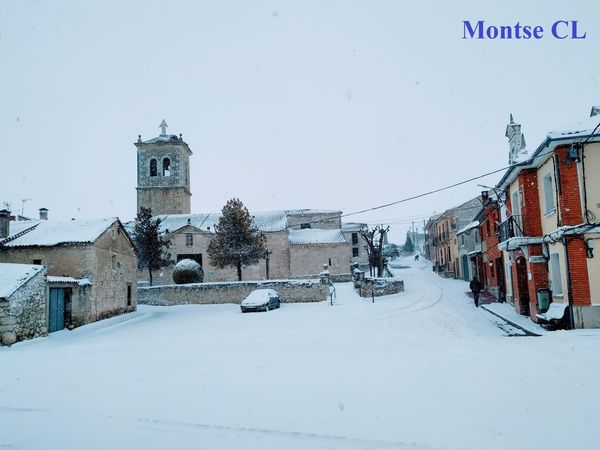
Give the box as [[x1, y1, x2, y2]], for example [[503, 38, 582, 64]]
[[2, 0, 599, 242]]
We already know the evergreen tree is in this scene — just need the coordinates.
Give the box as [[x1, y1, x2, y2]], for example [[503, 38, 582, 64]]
[[403, 233, 415, 253], [132, 207, 171, 286], [208, 198, 267, 281]]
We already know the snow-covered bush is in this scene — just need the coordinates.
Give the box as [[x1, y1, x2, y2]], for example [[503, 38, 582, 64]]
[[172, 259, 204, 284]]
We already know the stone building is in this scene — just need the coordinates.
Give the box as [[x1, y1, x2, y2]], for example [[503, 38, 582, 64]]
[[342, 222, 370, 268], [0, 216, 137, 329], [0, 263, 46, 346], [136, 119, 192, 215], [131, 122, 367, 284], [127, 209, 356, 284]]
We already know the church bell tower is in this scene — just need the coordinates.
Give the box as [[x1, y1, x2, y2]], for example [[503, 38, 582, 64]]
[[135, 120, 192, 215]]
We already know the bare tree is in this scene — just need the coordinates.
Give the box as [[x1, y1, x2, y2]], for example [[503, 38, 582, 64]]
[[359, 225, 390, 277]]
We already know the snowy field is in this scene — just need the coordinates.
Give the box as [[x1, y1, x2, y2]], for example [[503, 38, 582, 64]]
[[1, 257, 599, 450]]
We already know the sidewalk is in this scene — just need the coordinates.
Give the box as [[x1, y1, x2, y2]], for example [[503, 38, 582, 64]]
[[481, 302, 546, 336], [466, 291, 545, 336]]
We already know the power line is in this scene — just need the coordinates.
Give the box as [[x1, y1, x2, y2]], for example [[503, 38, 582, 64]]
[[289, 127, 600, 230]]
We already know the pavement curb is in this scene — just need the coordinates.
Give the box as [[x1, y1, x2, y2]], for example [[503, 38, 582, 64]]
[[480, 305, 542, 337]]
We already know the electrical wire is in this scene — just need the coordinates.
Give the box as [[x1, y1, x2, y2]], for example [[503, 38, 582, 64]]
[[288, 122, 600, 230]]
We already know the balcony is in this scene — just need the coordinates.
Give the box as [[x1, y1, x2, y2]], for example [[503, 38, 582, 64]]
[[498, 215, 523, 243]]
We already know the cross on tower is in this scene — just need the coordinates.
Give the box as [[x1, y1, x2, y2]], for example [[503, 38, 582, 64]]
[[159, 119, 168, 136]]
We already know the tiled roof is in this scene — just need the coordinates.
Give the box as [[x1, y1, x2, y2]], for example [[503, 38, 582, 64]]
[[0, 263, 44, 299], [3, 218, 117, 247], [289, 229, 347, 245]]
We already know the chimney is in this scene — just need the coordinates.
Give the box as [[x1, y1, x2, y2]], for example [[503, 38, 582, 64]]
[[505, 113, 527, 165], [39, 208, 48, 220], [0, 209, 10, 239], [591, 106, 600, 117]]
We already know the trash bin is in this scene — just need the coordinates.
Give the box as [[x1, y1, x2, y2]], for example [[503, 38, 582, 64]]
[[537, 288, 552, 313]]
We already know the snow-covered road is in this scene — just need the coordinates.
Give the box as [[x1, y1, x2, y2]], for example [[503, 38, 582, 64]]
[[1, 257, 599, 450]]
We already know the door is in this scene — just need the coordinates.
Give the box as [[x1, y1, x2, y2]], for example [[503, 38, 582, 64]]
[[495, 257, 506, 301], [462, 255, 470, 281], [49, 288, 66, 332], [515, 256, 529, 315]]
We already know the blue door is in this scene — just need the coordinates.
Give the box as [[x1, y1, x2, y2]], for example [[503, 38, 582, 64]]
[[49, 288, 65, 332], [462, 255, 470, 281]]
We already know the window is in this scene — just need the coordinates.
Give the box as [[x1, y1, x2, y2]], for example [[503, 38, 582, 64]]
[[550, 253, 563, 295], [163, 158, 171, 176], [300, 223, 311, 229], [543, 172, 556, 214], [150, 159, 157, 177], [185, 233, 193, 247], [127, 283, 132, 306], [461, 235, 465, 246], [486, 220, 491, 237], [352, 247, 359, 257], [489, 261, 495, 278], [328, 258, 332, 266], [352, 233, 358, 245], [112, 255, 117, 270], [33, 259, 42, 265]]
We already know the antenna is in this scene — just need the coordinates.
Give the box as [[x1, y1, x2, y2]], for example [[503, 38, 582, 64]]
[[21, 198, 31, 217]]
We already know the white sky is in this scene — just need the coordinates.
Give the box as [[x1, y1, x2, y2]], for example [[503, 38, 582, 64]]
[[1, 0, 599, 242]]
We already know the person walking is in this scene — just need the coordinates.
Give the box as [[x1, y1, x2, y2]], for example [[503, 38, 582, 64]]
[[470, 276, 482, 307]]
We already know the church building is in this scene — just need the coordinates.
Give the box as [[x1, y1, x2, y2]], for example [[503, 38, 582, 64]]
[[131, 121, 369, 284]]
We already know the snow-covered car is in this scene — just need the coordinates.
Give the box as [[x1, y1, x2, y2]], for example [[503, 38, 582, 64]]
[[240, 289, 280, 313]]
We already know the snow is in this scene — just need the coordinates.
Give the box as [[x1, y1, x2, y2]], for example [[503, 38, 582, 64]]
[[147, 210, 342, 236], [537, 302, 569, 321], [174, 258, 201, 271], [241, 289, 278, 306], [46, 276, 91, 286], [3, 217, 117, 247], [2, 257, 600, 450], [289, 228, 347, 245], [547, 113, 600, 140], [456, 220, 479, 235], [0, 263, 43, 299]]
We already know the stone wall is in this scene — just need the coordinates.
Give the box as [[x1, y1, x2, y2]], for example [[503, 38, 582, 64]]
[[357, 277, 405, 297], [138, 279, 329, 306], [290, 243, 351, 278], [0, 269, 47, 346]]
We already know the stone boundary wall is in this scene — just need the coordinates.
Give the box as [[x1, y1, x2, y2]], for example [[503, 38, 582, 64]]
[[358, 277, 405, 297], [138, 279, 329, 306]]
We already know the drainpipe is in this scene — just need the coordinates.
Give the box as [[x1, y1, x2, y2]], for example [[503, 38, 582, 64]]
[[562, 236, 575, 329]]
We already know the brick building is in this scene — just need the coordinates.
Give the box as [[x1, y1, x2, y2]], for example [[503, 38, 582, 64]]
[[496, 111, 600, 327]]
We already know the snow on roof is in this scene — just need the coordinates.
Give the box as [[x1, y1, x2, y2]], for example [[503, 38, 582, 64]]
[[547, 113, 600, 140], [3, 217, 117, 247], [457, 220, 480, 235], [8, 219, 41, 236], [0, 263, 44, 299], [47, 276, 92, 286], [342, 222, 366, 232], [140, 134, 182, 144], [151, 211, 289, 235], [289, 229, 347, 245], [286, 209, 341, 216]]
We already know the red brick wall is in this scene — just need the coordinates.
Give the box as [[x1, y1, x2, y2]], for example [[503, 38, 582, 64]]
[[519, 170, 543, 237], [566, 238, 591, 306], [555, 145, 584, 226], [482, 203, 501, 290]]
